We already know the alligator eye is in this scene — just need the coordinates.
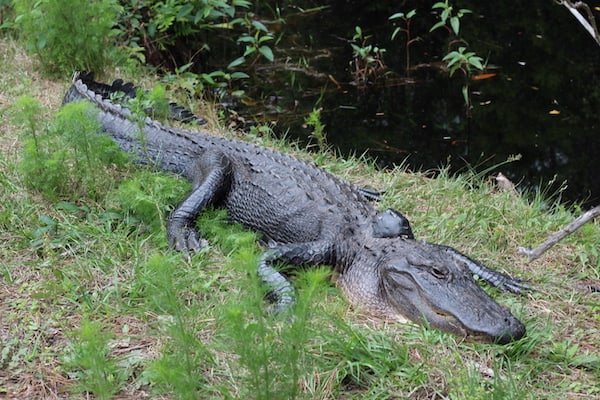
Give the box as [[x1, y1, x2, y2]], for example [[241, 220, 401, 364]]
[[431, 267, 449, 279]]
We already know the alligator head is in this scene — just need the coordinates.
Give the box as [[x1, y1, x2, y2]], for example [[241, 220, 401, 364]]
[[338, 238, 526, 344]]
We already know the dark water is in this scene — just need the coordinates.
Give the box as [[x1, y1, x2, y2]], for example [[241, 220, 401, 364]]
[[228, 0, 600, 207]]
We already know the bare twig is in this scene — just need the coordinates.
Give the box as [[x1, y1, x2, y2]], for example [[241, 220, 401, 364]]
[[518, 205, 600, 262], [556, 0, 600, 46]]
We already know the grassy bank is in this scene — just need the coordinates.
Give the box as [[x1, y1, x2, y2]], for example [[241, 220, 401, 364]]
[[1, 37, 599, 399]]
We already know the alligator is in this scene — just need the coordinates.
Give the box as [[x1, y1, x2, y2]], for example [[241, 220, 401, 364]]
[[70, 74, 208, 125], [63, 72, 528, 344]]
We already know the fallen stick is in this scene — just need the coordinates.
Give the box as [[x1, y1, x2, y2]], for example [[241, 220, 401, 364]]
[[556, 0, 600, 46], [518, 204, 600, 262]]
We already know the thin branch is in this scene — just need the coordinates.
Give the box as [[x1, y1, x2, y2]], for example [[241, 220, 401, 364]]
[[556, 0, 600, 46], [518, 205, 600, 262]]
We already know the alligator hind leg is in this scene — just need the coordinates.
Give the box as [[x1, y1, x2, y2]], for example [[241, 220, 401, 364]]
[[167, 151, 232, 253], [258, 241, 333, 314], [442, 246, 530, 293]]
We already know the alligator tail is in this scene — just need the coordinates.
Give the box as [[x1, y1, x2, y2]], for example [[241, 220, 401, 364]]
[[69, 71, 207, 125]]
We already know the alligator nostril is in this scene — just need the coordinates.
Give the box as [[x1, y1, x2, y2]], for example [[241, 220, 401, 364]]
[[494, 317, 526, 344]]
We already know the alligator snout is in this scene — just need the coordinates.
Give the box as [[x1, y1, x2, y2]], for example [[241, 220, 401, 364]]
[[372, 240, 528, 344], [491, 314, 526, 344]]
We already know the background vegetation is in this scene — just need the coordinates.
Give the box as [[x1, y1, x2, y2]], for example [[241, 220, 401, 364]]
[[6, 0, 486, 98], [0, 0, 599, 398]]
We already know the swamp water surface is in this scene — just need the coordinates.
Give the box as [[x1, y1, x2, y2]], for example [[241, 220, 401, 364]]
[[221, 1, 600, 207]]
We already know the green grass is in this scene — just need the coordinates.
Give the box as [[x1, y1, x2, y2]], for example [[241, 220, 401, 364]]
[[1, 36, 599, 399]]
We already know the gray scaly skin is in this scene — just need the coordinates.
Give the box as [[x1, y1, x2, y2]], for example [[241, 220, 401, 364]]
[[63, 72, 527, 343]]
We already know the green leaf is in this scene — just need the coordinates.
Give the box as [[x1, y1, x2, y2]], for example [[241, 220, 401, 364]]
[[230, 72, 250, 79], [251, 20, 268, 32], [207, 70, 226, 78], [450, 16, 460, 35], [38, 215, 56, 227], [446, 56, 461, 68], [353, 26, 362, 40], [147, 21, 156, 37], [441, 8, 450, 23], [233, 0, 251, 7], [442, 51, 458, 62], [237, 35, 255, 43], [259, 45, 274, 61], [227, 56, 245, 69], [176, 63, 193, 74], [201, 74, 215, 85], [462, 85, 469, 105], [389, 12, 405, 20], [258, 35, 273, 43], [176, 4, 193, 20], [37, 35, 47, 50], [468, 56, 484, 70], [430, 21, 446, 32], [243, 46, 255, 57]]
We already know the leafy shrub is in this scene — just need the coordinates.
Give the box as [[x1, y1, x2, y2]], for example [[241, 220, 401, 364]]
[[115, 0, 276, 98], [15, 96, 128, 200], [0, 0, 12, 30], [137, 253, 215, 399], [12, 0, 123, 75], [110, 170, 190, 232], [126, 84, 171, 122], [63, 319, 127, 399], [10, 0, 274, 95], [116, 0, 252, 67]]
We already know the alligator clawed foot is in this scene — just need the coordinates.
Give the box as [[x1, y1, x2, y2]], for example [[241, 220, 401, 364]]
[[169, 226, 208, 256], [474, 267, 531, 294], [265, 292, 297, 318], [257, 235, 280, 249], [259, 250, 297, 316], [442, 245, 532, 296], [494, 276, 531, 294]]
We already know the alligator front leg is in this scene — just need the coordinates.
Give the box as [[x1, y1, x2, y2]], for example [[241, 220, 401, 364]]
[[358, 187, 385, 201], [258, 241, 333, 314], [442, 246, 530, 293], [167, 151, 232, 253]]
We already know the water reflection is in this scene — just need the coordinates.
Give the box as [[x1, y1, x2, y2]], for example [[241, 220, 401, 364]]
[[234, 0, 600, 207]]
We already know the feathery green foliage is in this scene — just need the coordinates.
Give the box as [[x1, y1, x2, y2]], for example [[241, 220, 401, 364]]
[[126, 84, 171, 122], [63, 319, 128, 399], [111, 170, 190, 233], [12, 0, 122, 75], [138, 254, 216, 399], [15, 97, 128, 200]]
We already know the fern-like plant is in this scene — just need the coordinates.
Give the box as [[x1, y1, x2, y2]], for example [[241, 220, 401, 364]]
[[12, 0, 123, 75], [15, 97, 128, 201]]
